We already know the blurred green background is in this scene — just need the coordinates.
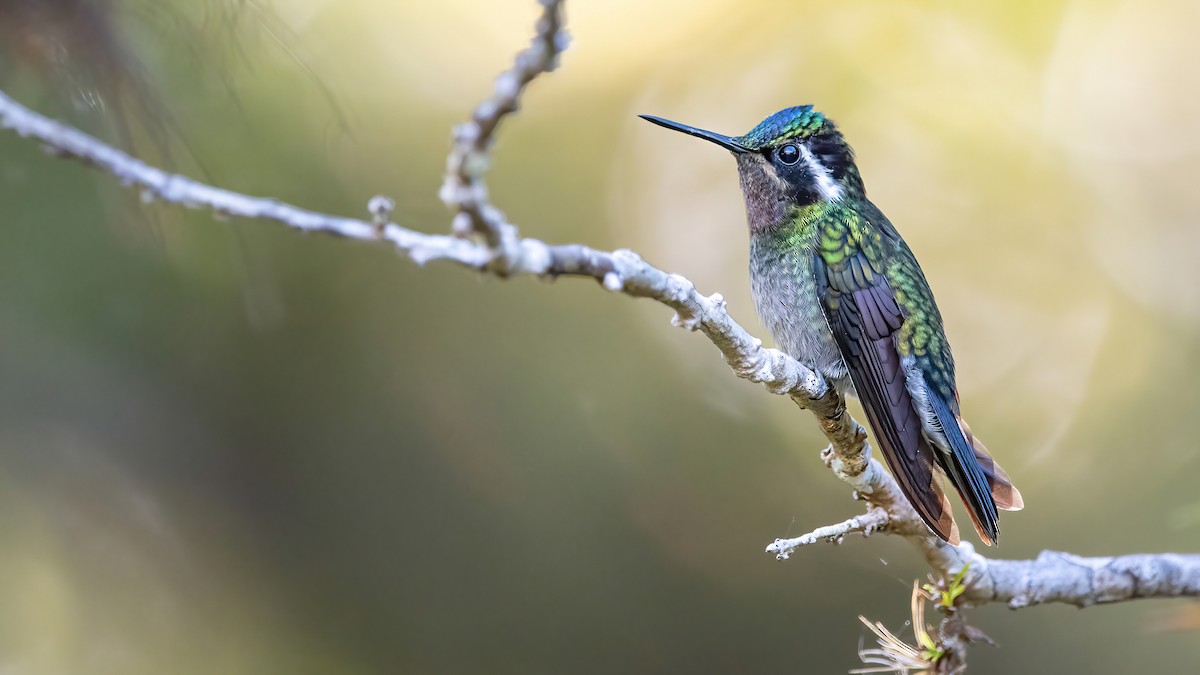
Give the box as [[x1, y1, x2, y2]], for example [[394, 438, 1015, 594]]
[[2, 0, 1199, 672]]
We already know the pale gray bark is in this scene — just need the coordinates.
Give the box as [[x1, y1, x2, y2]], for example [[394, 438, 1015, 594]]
[[974, 550, 1200, 608]]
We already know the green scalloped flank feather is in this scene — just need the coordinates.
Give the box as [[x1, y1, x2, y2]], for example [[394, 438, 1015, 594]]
[[803, 202, 958, 405]]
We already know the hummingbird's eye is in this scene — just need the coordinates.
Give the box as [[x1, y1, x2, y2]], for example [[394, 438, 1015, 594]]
[[777, 144, 801, 165]]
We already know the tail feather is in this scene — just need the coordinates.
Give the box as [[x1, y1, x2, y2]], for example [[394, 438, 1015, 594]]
[[927, 390, 1000, 545], [957, 417, 1024, 512]]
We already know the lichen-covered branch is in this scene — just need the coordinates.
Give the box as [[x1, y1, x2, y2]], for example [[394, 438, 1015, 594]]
[[766, 508, 891, 556], [439, 0, 567, 274], [1, 0, 1196, 623], [0, 95, 828, 407], [769, 467, 1200, 609], [967, 550, 1200, 609]]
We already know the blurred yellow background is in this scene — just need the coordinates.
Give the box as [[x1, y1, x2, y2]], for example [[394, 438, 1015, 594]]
[[1, 0, 1198, 672]]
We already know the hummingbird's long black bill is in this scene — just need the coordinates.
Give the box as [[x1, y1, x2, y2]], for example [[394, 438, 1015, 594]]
[[639, 115, 749, 153]]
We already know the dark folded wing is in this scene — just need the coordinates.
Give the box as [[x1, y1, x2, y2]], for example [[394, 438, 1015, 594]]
[[820, 256, 959, 543]]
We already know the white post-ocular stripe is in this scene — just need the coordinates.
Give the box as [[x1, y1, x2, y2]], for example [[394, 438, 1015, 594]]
[[799, 144, 843, 201]]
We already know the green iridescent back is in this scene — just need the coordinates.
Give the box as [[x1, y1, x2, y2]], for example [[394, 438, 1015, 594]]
[[804, 201, 958, 406]]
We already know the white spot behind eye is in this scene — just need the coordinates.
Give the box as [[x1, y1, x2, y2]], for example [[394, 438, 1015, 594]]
[[799, 144, 843, 202]]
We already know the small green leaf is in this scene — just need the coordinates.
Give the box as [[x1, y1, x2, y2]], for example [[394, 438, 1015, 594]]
[[951, 563, 971, 588], [935, 563, 972, 607]]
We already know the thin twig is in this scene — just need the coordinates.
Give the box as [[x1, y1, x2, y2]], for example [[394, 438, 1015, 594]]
[[767, 509, 891, 559], [439, 0, 568, 274]]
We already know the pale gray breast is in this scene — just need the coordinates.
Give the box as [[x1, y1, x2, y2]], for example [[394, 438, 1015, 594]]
[[748, 236, 849, 387]]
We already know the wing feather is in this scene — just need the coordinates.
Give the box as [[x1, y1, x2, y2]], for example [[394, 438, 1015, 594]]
[[817, 209, 1016, 545], [825, 265, 959, 543]]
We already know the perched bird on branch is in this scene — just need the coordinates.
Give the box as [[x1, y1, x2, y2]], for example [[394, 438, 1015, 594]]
[[642, 107, 1023, 544]]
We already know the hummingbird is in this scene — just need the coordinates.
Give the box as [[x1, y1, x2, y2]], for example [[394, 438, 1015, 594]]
[[641, 106, 1022, 545]]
